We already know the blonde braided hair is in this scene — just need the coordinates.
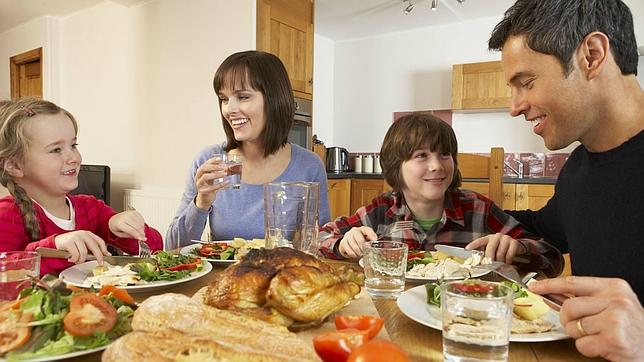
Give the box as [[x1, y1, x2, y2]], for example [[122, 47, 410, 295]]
[[0, 98, 78, 241]]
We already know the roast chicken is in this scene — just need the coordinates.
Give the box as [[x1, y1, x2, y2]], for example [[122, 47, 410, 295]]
[[204, 247, 363, 329]]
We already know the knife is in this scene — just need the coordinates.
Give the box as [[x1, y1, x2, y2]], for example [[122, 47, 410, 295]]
[[36, 247, 156, 267], [434, 244, 531, 264], [492, 266, 567, 312]]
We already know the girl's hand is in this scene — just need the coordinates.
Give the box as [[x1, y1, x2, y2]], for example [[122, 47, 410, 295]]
[[54, 230, 110, 264], [194, 155, 229, 211], [338, 226, 377, 259], [109, 210, 147, 241], [465, 233, 526, 264]]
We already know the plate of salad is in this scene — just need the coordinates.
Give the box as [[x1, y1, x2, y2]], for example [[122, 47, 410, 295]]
[[0, 281, 136, 361], [59, 251, 212, 292], [180, 238, 266, 265]]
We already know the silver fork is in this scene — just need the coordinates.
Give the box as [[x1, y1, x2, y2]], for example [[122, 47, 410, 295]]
[[377, 220, 415, 239], [138, 240, 152, 258]]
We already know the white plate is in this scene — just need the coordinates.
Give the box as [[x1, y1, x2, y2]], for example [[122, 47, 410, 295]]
[[397, 285, 570, 342], [0, 344, 107, 362], [180, 242, 238, 265], [60, 259, 212, 292], [358, 258, 490, 283]]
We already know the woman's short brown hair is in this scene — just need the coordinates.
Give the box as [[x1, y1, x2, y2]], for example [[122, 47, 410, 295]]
[[213, 51, 294, 157], [380, 113, 462, 193]]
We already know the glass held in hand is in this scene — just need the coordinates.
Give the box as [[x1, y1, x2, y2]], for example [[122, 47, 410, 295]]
[[214, 153, 243, 190]]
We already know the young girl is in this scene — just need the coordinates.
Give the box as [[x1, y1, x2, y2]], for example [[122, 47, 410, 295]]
[[319, 113, 562, 277], [166, 51, 329, 247], [0, 98, 163, 276]]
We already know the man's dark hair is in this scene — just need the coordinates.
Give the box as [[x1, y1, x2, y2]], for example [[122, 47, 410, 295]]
[[488, 0, 638, 76]]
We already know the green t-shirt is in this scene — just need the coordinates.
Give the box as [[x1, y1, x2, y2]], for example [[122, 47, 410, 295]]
[[415, 217, 442, 232]]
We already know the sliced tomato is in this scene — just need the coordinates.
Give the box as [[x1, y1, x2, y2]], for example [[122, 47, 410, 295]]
[[63, 294, 117, 337], [313, 329, 369, 362], [99, 285, 136, 305], [407, 251, 425, 260], [347, 340, 410, 362], [0, 312, 32, 354], [335, 315, 384, 339], [162, 258, 201, 271], [453, 282, 495, 294]]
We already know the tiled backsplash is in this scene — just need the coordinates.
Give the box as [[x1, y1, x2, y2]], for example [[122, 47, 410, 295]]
[[504, 153, 569, 177]]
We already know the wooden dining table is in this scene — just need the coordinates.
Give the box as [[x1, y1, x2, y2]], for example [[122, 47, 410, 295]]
[[67, 261, 599, 362]]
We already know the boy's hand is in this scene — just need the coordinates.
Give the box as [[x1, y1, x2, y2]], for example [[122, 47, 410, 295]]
[[54, 230, 110, 264], [109, 210, 147, 241], [466, 233, 526, 264], [338, 226, 377, 259]]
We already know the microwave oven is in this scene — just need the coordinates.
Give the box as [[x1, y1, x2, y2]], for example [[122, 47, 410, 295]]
[[288, 97, 312, 149]]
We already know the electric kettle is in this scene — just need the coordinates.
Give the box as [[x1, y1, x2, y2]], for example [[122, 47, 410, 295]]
[[326, 147, 349, 173]]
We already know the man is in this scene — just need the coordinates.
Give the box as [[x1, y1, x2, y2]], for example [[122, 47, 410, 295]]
[[488, 0, 644, 360]]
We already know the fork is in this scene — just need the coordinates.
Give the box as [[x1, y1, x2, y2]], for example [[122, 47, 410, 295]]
[[377, 220, 415, 240], [138, 240, 152, 258]]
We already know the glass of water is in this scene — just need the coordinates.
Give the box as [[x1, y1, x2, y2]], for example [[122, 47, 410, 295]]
[[214, 153, 243, 189], [0, 251, 40, 301], [363, 240, 408, 299], [441, 280, 513, 362]]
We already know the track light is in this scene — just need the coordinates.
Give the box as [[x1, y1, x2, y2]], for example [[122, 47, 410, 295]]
[[431, 0, 438, 11], [403, 0, 414, 15]]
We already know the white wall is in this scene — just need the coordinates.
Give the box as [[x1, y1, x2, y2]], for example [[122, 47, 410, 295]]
[[0, 0, 255, 207], [312, 33, 334, 145]]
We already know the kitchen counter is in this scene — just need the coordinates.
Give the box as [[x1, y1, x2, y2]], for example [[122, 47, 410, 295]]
[[327, 172, 557, 185]]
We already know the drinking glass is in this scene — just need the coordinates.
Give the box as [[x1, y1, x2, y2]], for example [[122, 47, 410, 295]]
[[263, 182, 319, 254], [441, 280, 513, 362], [0, 251, 40, 301], [363, 240, 408, 299], [214, 153, 243, 189]]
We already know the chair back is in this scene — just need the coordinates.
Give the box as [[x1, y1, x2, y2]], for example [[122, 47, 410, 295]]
[[457, 147, 504, 205]]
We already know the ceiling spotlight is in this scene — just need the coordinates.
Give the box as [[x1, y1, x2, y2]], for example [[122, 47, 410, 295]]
[[404, 0, 414, 15], [456, 0, 465, 3], [431, 0, 438, 11]]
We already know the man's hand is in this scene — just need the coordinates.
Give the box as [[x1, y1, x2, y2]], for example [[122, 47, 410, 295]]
[[529, 276, 643, 361], [465, 233, 526, 264], [338, 226, 377, 259]]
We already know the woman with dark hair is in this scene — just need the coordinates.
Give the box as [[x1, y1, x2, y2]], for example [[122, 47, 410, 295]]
[[318, 113, 562, 277], [167, 51, 329, 247]]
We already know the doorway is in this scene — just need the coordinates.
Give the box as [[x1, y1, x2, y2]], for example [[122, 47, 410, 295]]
[[10, 47, 43, 99]]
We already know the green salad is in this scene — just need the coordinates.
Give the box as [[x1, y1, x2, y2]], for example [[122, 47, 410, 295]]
[[1, 282, 135, 361]]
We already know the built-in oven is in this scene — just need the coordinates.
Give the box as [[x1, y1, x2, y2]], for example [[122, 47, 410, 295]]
[[289, 97, 312, 150]]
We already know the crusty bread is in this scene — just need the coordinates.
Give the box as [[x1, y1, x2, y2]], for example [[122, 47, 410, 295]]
[[102, 294, 318, 362]]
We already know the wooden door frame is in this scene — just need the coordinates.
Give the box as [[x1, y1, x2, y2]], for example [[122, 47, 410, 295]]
[[10, 47, 42, 99]]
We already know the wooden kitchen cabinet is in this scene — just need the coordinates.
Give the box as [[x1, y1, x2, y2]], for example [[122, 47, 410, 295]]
[[350, 179, 389, 215], [327, 179, 351, 221], [461, 182, 516, 210], [256, 0, 314, 100], [452, 61, 511, 110], [514, 184, 555, 210]]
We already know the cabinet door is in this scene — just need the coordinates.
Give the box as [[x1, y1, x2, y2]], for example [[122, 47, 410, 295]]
[[350, 179, 385, 214], [327, 179, 351, 221], [257, 0, 313, 99], [502, 184, 516, 210], [452, 61, 511, 110], [461, 182, 516, 210], [515, 184, 555, 210]]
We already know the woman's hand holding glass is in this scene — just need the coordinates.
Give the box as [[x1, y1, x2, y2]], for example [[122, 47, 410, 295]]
[[338, 226, 378, 259], [465, 233, 527, 264], [54, 230, 110, 264], [194, 156, 229, 210]]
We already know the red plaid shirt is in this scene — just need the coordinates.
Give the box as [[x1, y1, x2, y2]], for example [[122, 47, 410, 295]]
[[319, 189, 562, 277]]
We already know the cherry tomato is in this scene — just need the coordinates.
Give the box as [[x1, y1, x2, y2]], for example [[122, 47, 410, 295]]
[[347, 340, 410, 362], [335, 315, 384, 339], [313, 329, 369, 362], [0, 311, 32, 354], [63, 294, 117, 336], [99, 285, 136, 305]]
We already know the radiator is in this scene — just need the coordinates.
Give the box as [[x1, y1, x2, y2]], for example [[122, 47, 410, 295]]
[[122, 188, 182, 242]]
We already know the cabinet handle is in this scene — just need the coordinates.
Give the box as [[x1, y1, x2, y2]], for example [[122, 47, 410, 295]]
[[516, 192, 524, 201], [308, 78, 313, 86], [329, 183, 336, 190]]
